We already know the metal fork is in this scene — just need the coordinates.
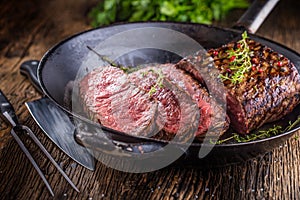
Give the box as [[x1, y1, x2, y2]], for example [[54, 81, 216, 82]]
[[0, 90, 79, 196]]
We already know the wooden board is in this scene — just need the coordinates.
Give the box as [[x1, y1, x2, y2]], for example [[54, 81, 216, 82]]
[[0, 0, 300, 199]]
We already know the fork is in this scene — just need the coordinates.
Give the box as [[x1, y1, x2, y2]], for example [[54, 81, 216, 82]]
[[0, 90, 79, 196]]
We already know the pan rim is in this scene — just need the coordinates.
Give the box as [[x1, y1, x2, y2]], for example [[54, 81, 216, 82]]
[[37, 21, 300, 148]]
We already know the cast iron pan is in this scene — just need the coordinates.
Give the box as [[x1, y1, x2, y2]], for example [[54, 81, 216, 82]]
[[29, 0, 300, 168]]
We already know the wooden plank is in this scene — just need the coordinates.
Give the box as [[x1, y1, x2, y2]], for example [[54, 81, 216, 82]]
[[0, 0, 300, 199]]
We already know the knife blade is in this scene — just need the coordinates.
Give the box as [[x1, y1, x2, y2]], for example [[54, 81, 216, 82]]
[[20, 60, 95, 170]]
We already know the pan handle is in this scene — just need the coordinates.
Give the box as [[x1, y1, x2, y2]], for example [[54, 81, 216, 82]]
[[75, 130, 166, 154], [74, 119, 167, 154], [20, 60, 43, 94], [233, 0, 280, 33]]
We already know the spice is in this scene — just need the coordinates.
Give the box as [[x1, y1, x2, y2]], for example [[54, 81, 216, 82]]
[[229, 55, 236, 62]]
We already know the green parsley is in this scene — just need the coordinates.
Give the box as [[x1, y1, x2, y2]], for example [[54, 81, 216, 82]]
[[88, 0, 249, 27]]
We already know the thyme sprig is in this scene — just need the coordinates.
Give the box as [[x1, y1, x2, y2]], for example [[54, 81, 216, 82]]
[[284, 115, 300, 132], [212, 116, 300, 144], [211, 125, 282, 145], [87, 45, 142, 73], [142, 69, 164, 96], [219, 31, 252, 84]]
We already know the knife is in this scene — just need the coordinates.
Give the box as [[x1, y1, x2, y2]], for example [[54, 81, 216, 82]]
[[20, 60, 95, 170]]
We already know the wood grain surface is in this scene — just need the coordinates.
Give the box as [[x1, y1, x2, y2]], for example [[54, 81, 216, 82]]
[[0, 0, 300, 199]]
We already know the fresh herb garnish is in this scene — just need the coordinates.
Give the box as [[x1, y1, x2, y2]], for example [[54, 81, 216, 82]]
[[212, 116, 300, 144], [87, 45, 142, 73], [211, 125, 282, 144], [142, 69, 164, 96], [219, 31, 252, 84], [284, 116, 300, 132]]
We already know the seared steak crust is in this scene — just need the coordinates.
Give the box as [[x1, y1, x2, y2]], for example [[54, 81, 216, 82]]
[[176, 39, 300, 134], [208, 39, 300, 134]]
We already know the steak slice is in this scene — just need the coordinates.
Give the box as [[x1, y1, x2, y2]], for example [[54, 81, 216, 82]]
[[159, 64, 229, 137], [178, 37, 300, 134], [128, 66, 200, 140], [129, 64, 228, 138], [79, 66, 160, 137]]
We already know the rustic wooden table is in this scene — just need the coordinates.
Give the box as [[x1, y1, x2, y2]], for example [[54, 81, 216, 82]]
[[0, 0, 300, 199]]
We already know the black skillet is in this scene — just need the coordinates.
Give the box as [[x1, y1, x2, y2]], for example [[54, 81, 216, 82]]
[[24, 0, 300, 169]]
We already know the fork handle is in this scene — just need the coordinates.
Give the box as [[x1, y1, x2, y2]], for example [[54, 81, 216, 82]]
[[0, 90, 19, 126]]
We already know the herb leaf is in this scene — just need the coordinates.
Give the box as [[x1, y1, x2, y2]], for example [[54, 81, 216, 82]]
[[88, 0, 249, 27], [212, 116, 300, 145], [142, 69, 165, 96]]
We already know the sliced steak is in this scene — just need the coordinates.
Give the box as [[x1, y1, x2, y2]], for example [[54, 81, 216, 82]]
[[128, 66, 200, 140], [159, 64, 228, 137], [129, 64, 228, 138], [175, 49, 226, 104], [178, 37, 300, 134], [79, 66, 160, 137]]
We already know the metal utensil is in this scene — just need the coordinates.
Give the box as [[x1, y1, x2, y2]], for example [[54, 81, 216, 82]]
[[0, 90, 79, 196], [20, 60, 95, 170]]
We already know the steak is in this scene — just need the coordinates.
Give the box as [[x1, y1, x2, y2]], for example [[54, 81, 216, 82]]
[[128, 65, 200, 140], [79, 66, 160, 137], [79, 65, 200, 141], [78, 33, 298, 137], [129, 64, 229, 137], [177, 36, 300, 134]]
